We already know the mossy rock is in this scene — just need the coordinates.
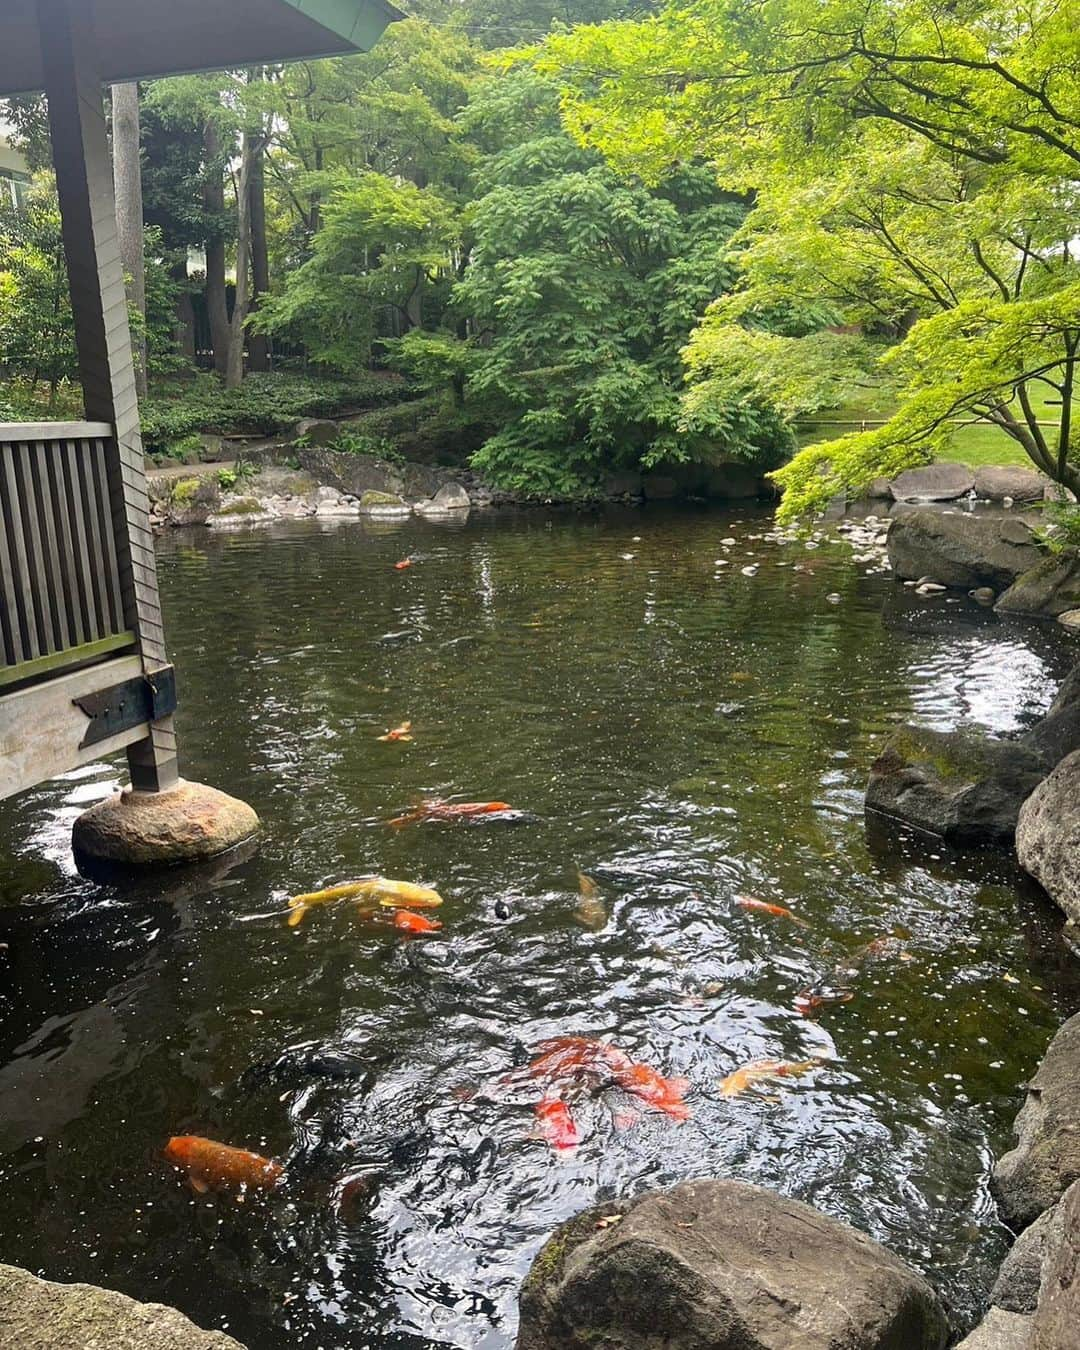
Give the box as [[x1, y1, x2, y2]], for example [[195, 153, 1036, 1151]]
[[866, 723, 1047, 846], [213, 496, 265, 515], [359, 489, 404, 507], [996, 550, 1080, 617]]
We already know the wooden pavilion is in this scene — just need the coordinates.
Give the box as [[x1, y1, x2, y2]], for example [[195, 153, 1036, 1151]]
[[0, 0, 399, 831]]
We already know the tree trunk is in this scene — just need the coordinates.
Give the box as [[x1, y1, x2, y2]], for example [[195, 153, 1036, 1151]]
[[172, 259, 196, 362], [224, 131, 256, 389], [405, 266, 423, 331], [247, 137, 271, 371], [111, 82, 147, 398], [203, 120, 230, 378]]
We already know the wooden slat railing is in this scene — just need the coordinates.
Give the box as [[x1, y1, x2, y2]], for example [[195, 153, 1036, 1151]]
[[0, 422, 136, 690]]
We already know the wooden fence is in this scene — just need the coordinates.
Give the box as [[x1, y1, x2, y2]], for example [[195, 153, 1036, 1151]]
[[0, 422, 135, 691]]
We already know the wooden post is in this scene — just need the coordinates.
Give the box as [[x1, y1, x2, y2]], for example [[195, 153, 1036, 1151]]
[[38, 0, 179, 793]]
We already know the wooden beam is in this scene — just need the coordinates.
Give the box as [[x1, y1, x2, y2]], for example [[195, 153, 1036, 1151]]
[[0, 631, 136, 691], [0, 654, 150, 800], [38, 0, 178, 793]]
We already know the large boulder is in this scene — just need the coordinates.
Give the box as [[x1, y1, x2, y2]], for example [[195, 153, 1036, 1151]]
[[72, 780, 259, 868], [1020, 663, 1080, 767], [993, 1013, 1080, 1231], [1015, 749, 1080, 925], [991, 1192, 1068, 1314], [297, 446, 403, 499], [995, 550, 1080, 618], [1032, 1177, 1080, 1349], [604, 470, 644, 498], [954, 1309, 1033, 1350], [865, 725, 1047, 847], [886, 510, 1042, 589], [642, 472, 679, 500], [974, 467, 1046, 504], [0, 1264, 243, 1348], [889, 462, 975, 502], [704, 463, 763, 500], [517, 1179, 948, 1350]]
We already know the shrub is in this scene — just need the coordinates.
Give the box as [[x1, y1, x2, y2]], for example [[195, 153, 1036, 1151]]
[[140, 371, 413, 454]]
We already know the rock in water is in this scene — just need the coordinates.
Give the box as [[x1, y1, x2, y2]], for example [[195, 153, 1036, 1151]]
[[415, 481, 471, 515], [0, 1264, 243, 1348], [517, 1179, 948, 1350], [993, 1013, 1080, 1231], [886, 510, 1041, 589], [1016, 749, 1080, 925], [995, 551, 1080, 618], [889, 462, 975, 501], [866, 725, 1047, 847], [1019, 664, 1080, 768], [974, 467, 1046, 504], [72, 780, 259, 867], [1032, 1178, 1080, 1348]]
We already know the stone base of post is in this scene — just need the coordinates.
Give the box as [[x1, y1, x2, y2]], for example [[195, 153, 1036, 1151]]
[[72, 779, 259, 869]]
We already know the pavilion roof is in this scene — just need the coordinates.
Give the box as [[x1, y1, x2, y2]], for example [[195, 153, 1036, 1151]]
[[0, 0, 403, 96]]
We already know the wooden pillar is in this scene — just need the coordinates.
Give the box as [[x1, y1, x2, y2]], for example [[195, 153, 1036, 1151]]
[[38, 0, 179, 793]]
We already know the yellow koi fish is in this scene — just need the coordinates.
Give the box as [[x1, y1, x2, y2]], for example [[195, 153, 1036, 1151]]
[[719, 1057, 825, 1098], [288, 877, 443, 927], [573, 871, 608, 931]]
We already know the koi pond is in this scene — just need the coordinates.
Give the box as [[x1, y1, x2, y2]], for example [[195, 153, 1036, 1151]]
[[1, 504, 1078, 1348]]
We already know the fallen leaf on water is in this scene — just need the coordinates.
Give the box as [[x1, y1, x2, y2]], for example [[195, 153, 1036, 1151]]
[[1003, 974, 1020, 984]]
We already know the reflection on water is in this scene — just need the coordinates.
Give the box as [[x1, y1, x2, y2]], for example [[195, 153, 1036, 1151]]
[[0, 505, 1078, 1348]]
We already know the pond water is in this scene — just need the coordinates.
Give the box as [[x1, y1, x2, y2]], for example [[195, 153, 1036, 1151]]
[[1, 504, 1079, 1349]]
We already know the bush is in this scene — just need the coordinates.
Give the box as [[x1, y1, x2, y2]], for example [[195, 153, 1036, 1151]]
[[327, 428, 403, 462], [140, 371, 413, 454], [1039, 493, 1080, 554]]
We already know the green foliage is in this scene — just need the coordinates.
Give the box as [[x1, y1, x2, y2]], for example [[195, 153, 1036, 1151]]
[[140, 371, 404, 452], [253, 173, 457, 374], [328, 428, 403, 462], [155, 432, 205, 464], [534, 0, 1080, 517], [0, 174, 76, 399], [455, 71, 778, 495], [217, 459, 256, 492], [1039, 495, 1080, 554]]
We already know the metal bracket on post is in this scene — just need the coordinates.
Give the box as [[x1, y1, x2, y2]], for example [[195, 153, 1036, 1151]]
[[74, 665, 177, 749]]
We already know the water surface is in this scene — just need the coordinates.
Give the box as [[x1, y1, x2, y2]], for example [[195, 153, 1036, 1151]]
[[1, 505, 1078, 1348]]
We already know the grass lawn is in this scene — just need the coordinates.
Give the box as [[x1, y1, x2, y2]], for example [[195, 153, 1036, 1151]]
[[795, 383, 1060, 471]]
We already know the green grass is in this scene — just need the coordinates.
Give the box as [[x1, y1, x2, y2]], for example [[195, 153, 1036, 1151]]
[[795, 382, 1061, 471]]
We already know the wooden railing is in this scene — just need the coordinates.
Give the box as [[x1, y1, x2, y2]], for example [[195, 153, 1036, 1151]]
[[0, 422, 135, 691]]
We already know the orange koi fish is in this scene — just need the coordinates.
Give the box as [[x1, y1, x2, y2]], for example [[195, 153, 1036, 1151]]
[[377, 721, 413, 743], [794, 988, 853, 1018], [534, 1098, 581, 1151], [392, 909, 442, 934], [719, 1057, 825, 1098], [394, 559, 413, 570], [388, 799, 513, 827], [163, 1135, 283, 1195], [525, 1036, 612, 1089], [603, 1047, 691, 1121], [734, 895, 809, 927]]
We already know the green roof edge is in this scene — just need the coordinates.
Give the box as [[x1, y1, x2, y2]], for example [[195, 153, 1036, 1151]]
[[284, 0, 406, 52]]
